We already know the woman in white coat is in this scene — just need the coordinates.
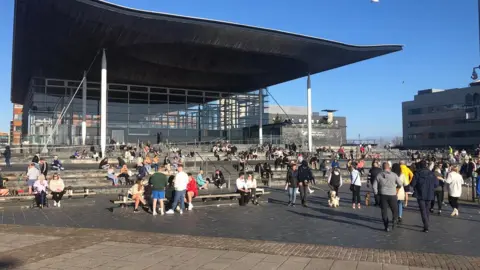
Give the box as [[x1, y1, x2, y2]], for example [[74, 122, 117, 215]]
[[445, 165, 464, 217]]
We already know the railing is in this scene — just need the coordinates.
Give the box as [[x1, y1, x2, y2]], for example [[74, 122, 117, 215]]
[[195, 152, 208, 175]]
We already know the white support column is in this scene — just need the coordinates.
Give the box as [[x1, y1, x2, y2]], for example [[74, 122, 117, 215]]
[[307, 74, 312, 152], [259, 89, 263, 145], [100, 49, 107, 157], [81, 71, 87, 146]]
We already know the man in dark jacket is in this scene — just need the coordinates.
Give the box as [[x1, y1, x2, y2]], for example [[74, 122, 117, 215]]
[[367, 161, 383, 207], [297, 160, 314, 207], [410, 160, 438, 233]]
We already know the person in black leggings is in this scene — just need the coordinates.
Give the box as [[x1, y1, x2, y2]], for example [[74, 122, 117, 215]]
[[349, 164, 362, 209]]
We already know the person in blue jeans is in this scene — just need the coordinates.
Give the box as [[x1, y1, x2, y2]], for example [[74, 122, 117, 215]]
[[166, 165, 189, 214], [285, 163, 299, 207]]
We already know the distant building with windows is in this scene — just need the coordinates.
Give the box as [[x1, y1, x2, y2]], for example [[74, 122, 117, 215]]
[[243, 105, 347, 146], [9, 104, 23, 145], [402, 82, 480, 149]]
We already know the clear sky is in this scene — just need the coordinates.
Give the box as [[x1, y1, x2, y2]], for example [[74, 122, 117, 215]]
[[0, 0, 478, 140]]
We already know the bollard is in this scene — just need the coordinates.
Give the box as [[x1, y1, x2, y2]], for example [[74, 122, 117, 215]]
[[123, 195, 127, 202]]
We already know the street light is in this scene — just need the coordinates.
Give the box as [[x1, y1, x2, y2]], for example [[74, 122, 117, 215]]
[[471, 66, 480, 80]]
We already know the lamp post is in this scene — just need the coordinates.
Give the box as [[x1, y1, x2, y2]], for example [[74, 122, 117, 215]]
[[471, 66, 480, 80]]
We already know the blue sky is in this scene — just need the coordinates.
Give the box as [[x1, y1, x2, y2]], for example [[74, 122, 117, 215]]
[[0, 0, 478, 139]]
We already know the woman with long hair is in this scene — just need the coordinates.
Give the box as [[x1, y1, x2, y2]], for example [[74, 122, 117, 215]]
[[391, 163, 407, 223], [128, 179, 146, 213], [49, 173, 65, 207]]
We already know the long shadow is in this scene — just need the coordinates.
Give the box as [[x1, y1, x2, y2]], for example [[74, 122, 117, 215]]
[[0, 259, 19, 268], [305, 199, 422, 231], [287, 209, 386, 232]]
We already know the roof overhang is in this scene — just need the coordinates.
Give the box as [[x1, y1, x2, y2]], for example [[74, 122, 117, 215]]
[[11, 0, 403, 104]]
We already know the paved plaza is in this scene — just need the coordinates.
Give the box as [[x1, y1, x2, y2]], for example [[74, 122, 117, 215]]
[[0, 186, 477, 269]]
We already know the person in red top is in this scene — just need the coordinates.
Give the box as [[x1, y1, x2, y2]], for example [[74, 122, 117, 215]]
[[357, 159, 365, 176], [185, 173, 198, 211]]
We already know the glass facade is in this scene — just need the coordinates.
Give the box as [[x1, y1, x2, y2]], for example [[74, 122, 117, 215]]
[[22, 78, 267, 145]]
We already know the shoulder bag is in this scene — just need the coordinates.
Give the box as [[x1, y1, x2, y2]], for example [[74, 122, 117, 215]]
[[350, 173, 359, 192]]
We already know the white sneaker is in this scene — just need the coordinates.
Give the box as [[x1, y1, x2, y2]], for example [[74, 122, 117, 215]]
[[153, 211, 157, 216], [166, 209, 175, 214], [160, 209, 164, 216], [188, 204, 193, 211], [57, 201, 61, 207], [179, 210, 183, 215], [53, 201, 57, 207], [296, 190, 300, 194], [309, 189, 314, 194], [176, 206, 180, 212]]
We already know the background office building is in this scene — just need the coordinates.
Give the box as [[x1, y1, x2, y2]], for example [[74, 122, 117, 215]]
[[242, 105, 347, 146], [9, 104, 23, 145], [402, 82, 480, 148]]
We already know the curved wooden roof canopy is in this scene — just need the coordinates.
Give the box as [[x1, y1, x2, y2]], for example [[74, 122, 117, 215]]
[[11, 0, 403, 104]]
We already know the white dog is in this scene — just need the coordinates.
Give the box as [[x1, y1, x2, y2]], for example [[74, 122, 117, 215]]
[[328, 190, 340, 208]]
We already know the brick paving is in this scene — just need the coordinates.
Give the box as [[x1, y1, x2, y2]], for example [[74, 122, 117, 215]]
[[0, 225, 476, 269]]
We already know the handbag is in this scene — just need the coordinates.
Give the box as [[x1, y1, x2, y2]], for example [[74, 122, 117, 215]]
[[350, 173, 359, 192]]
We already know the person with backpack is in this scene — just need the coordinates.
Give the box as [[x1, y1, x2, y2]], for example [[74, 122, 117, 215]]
[[297, 160, 314, 207]]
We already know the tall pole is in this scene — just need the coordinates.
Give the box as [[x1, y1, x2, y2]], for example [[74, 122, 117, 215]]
[[82, 71, 87, 146], [259, 89, 263, 145], [100, 49, 107, 157], [307, 74, 312, 152]]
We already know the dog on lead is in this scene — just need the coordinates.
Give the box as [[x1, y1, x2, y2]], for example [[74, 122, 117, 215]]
[[328, 190, 340, 208], [365, 192, 371, 206]]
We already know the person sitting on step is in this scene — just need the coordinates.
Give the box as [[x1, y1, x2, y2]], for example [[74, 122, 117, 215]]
[[185, 173, 198, 211], [51, 156, 64, 171], [213, 170, 226, 189], [196, 169, 208, 190], [99, 157, 109, 170], [33, 175, 48, 208], [107, 165, 119, 186], [129, 179, 146, 213], [118, 165, 132, 185], [49, 173, 65, 207]]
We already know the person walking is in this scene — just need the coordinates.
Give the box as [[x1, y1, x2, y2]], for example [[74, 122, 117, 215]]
[[367, 161, 382, 207], [445, 165, 464, 217], [285, 163, 299, 207], [430, 165, 445, 215], [411, 160, 438, 233], [391, 163, 407, 223], [400, 161, 413, 207], [327, 164, 342, 194], [297, 160, 314, 207], [374, 162, 402, 232], [350, 163, 362, 209]]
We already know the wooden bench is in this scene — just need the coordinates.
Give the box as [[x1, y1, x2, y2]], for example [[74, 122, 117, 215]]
[[0, 189, 96, 202], [196, 188, 269, 202]]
